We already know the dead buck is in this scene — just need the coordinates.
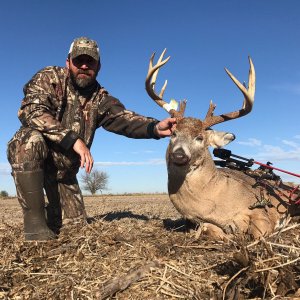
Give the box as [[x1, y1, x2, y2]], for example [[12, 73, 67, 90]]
[[146, 49, 293, 240]]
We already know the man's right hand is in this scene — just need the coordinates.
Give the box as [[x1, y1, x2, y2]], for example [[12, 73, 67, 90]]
[[73, 139, 94, 173]]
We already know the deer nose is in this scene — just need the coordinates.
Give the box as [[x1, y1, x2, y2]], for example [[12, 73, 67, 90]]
[[171, 148, 190, 165]]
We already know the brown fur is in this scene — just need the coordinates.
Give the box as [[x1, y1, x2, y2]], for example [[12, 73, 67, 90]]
[[167, 118, 291, 240]]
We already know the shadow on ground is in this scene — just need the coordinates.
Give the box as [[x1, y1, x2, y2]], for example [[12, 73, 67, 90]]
[[87, 210, 197, 232]]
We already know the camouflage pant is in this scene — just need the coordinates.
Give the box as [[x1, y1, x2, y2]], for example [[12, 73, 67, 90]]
[[7, 127, 87, 221]]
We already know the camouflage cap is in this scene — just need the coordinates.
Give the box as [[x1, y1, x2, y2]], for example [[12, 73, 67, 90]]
[[68, 37, 100, 61]]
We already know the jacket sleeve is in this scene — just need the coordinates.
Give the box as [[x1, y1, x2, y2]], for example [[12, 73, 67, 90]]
[[98, 95, 160, 139], [18, 68, 79, 150]]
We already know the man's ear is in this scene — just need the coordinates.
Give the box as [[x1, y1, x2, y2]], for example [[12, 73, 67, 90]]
[[97, 62, 101, 73], [66, 58, 70, 69]]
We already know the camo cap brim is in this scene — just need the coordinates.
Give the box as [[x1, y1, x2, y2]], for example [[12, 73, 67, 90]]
[[69, 37, 100, 61]]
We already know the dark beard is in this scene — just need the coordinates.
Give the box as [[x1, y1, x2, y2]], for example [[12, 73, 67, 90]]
[[69, 69, 96, 89]]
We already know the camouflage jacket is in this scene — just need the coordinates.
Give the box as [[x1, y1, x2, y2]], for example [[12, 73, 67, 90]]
[[17, 66, 160, 178], [18, 66, 160, 150]]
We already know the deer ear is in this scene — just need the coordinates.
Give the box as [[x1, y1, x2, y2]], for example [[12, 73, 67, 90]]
[[207, 129, 235, 148]]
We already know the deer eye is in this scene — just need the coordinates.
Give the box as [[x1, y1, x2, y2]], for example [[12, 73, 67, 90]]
[[171, 131, 177, 138], [195, 135, 204, 142]]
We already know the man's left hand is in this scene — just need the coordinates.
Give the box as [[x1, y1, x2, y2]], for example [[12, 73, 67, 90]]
[[155, 118, 177, 137]]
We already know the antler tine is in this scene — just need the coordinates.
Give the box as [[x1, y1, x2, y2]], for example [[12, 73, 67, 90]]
[[159, 79, 168, 99], [225, 56, 255, 112], [247, 57, 256, 102], [151, 49, 169, 96], [205, 100, 217, 120], [146, 49, 170, 110], [179, 99, 187, 119], [145, 49, 185, 118], [203, 57, 256, 129]]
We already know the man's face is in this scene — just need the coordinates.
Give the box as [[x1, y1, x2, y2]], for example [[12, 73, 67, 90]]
[[66, 54, 100, 89]]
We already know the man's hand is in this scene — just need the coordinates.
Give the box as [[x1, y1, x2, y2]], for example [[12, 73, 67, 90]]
[[73, 139, 94, 173], [155, 117, 177, 137]]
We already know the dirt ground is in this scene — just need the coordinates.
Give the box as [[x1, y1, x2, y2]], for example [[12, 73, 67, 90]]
[[1, 194, 300, 299]]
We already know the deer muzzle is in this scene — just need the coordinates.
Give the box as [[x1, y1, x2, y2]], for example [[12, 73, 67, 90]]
[[171, 148, 190, 166]]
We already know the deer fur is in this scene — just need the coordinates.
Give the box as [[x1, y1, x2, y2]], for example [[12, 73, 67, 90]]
[[166, 118, 289, 240]]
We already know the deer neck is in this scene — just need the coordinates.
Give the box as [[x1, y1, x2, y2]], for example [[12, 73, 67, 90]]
[[189, 149, 217, 182], [167, 148, 221, 222]]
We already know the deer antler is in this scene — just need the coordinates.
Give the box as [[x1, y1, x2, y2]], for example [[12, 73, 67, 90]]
[[145, 49, 186, 118], [203, 57, 255, 128]]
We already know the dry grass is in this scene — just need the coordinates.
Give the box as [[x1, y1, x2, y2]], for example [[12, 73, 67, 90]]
[[1, 195, 300, 299]]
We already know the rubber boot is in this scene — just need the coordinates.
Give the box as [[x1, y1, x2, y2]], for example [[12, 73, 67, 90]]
[[14, 170, 57, 241]]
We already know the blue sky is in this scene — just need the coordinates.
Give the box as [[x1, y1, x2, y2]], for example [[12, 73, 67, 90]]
[[1, 0, 300, 195]]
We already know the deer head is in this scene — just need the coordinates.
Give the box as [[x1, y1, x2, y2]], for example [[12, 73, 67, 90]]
[[145, 49, 255, 169]]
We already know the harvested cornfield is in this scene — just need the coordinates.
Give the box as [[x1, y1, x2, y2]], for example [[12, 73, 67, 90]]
[[1, 194, 300, 299]]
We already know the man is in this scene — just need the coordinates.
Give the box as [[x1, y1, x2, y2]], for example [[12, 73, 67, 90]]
[[7, 37, 176, 241]]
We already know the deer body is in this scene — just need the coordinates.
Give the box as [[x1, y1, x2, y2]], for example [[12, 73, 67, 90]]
[[145, 50, 290, 239], [166, 118, 281, 239]]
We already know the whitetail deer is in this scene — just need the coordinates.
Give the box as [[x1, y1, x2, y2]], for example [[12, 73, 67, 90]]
[[146, 49, 294, 240]]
